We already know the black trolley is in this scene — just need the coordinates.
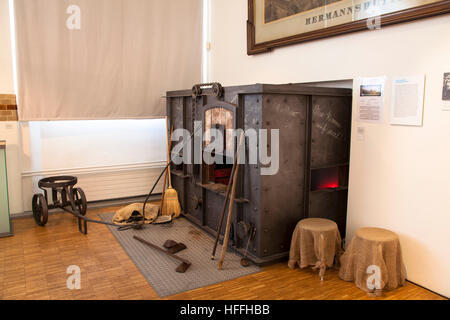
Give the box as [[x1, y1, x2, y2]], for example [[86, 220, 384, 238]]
[[32, 176, 90, 233]]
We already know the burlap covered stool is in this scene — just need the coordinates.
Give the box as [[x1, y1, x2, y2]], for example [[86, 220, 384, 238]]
[[339, 227, 406, 296], [288, 218, 342, 280]]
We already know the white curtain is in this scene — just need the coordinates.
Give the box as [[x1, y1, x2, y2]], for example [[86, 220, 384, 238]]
[[14, 0, 203, 120]]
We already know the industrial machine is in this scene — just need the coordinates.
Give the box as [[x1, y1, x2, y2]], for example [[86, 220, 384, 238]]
[[166, 83, 352, 265]]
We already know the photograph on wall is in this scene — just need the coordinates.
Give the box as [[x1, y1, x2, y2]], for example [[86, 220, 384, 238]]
[[357, 77, 385, 123], [360, 84, 382, 97], [442, 72, 450, 110], [264, 0, 342, 23], [248, 0, 450, 54]]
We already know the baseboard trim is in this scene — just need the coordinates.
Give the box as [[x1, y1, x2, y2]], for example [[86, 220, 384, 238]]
[[0, 231, 14, 238], [21, 161, 166, 177], [11, 194, 162, 220]]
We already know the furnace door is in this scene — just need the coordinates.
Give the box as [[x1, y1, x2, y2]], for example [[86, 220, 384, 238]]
[[202, 103, 237, 186]]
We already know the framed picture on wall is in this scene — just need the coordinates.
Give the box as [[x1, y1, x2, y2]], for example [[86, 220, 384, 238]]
[[247, 0, 450, 55]]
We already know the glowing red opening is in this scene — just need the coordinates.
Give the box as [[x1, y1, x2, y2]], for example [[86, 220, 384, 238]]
[[311, 167, 340, 191], [321, 182, 339, 189]]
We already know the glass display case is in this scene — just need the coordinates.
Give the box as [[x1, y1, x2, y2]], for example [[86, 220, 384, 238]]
[[0, 140, 13, 237]]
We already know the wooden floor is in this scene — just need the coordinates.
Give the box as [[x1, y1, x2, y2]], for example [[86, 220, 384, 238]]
[[0, 206, 444, 300]]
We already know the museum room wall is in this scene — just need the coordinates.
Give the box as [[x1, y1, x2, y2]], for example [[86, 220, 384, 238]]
[[210, 0, 450, 297]]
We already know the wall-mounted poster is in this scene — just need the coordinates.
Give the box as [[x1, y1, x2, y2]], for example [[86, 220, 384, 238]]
[[390, 75, 425, 126], [442, 72, 450, 111], [357, 77, 386, 123], [247, 0, 450, 54]]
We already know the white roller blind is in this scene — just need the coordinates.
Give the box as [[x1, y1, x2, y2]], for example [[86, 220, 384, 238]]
[[14, 0, 202, 120]]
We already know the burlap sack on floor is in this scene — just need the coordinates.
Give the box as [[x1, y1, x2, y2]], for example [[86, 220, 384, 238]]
[[338, 227, 406, 295], [112, 203, 159, 225], [288, 218, 342, 276]]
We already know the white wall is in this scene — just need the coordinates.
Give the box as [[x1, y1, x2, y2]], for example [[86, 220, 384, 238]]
[[20, 120, 166, 172], [19, 120, 167, 211], [3, 118, 166, 214], [210, 0, 450, 297]]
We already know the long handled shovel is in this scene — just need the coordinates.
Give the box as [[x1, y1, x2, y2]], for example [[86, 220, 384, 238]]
[[218, 132, 245, 270], [211, 140, 239, 260]]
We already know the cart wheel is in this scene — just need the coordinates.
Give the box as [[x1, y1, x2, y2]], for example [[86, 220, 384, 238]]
[[32, 194, 48, 226], [73, 188, 87, 216]]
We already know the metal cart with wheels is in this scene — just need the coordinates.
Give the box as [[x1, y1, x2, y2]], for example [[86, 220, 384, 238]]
[[31, 174, 160, 234], [32, 176, 88, 233]]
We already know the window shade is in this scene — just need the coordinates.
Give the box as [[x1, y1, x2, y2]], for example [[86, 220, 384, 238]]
[[14, 0, 203, 120]]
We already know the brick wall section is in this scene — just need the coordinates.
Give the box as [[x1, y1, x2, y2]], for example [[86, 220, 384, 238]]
[[0, 94, 18, 121]]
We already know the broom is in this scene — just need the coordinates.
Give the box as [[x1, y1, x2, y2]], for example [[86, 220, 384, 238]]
[[161, 121, 181, 218]]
